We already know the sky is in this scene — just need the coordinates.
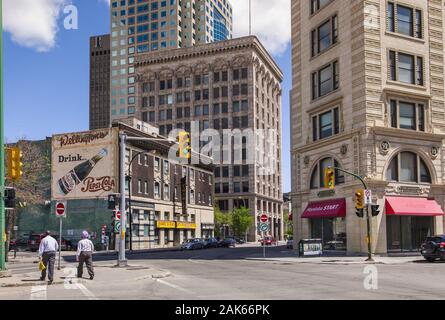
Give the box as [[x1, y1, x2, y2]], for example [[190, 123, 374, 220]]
[[2, 0, 292, 192]]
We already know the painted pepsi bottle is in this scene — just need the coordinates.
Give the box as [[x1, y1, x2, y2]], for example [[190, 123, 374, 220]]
[[58, 148, 108, 195]]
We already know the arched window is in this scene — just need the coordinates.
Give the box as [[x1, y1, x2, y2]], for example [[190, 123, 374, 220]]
[[386, 151, 431, 183], [310, 157, 345, 189]]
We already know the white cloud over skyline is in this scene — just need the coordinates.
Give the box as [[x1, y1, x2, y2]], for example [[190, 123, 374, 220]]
[[3, 0, 66, 52], [3, 0, 291, 55], [232, 0, 291, 55]]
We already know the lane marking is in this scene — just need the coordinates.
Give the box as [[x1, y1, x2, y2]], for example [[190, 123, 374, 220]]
[[30, 285, 47, 300], [156, 278, 194, 294], [77, 283, 98, 300]]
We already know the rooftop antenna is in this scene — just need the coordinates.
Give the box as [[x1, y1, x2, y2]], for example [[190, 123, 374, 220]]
[[249, 0, 252, 35]]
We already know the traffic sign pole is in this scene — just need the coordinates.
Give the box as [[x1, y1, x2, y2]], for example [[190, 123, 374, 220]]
[[58, 217, 62, 270]]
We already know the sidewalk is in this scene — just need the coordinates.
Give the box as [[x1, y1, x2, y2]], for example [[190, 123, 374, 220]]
[[0, 261, 171, 288]]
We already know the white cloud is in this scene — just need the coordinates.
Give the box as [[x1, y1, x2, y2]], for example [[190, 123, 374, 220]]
[[3, 0, 66, 52], [232, 0, 291, 56]]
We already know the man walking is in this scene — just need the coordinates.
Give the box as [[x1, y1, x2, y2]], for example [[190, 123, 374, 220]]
[[38, 231, 59, 285], [76, 231, 95, 280]]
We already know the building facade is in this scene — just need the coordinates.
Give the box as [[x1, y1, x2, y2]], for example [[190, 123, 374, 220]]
[[109, 0, 233, 125], [90, 35, 111, 130], [134, 36, 284, 241], [291, 0, 445, 255], [50, 119, 214, 250]]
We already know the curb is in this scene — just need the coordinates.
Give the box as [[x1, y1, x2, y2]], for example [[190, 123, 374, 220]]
[[0, 280, 65, 288], [244, 258, 410, 265]]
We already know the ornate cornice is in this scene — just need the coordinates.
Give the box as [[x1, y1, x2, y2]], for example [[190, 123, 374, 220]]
[[134, 36, 283, 82]]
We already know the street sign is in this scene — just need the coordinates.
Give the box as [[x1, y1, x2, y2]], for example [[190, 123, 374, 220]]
[[259, 223, 269, 233], [260, 214, 268, 223], [55, 201, 67, 217], [114, 210, 121, 221], [114, 220, 121, 234], [365, 189, 372, 205]]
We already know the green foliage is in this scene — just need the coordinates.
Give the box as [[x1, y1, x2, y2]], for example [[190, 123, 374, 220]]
[[231, 207, 253, 237], [214, 206, 232, 237], [283, 208, 293, 237]]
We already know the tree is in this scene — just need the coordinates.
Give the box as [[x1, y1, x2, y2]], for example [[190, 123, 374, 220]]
[[4, 138, 51, 258], [283, 207, 293, 238], [214, 206, 232, 238], [231, 207, 253, 240]]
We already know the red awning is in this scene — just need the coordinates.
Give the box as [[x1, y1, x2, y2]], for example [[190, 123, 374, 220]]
[[302, 198, 346, 219], [386, 197, 444, 216]]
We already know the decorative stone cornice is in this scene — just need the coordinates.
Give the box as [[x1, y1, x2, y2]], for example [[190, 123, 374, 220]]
[[134, 36, 283, 82], [292, 129, 361, 154], [371, 126, 445, 143]]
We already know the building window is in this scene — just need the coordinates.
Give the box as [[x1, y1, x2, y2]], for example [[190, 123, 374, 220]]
[[311, 15, 338, 57], [311, 0, 332, 15], [154, 182, 160, 199], [389, 100, 425, 131], [388, 51, 423, 86], [386, 152, 431, 183], [312, 107, 339, 141], [164, 184, 170, 200], [310, 158, 345, 190], [387, 2, 423, 39], [312, 60, 339, 100]]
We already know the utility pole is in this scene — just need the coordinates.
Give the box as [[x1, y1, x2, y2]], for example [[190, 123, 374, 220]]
[[118, 133, 127, 267], [0, 0, 6, 272]]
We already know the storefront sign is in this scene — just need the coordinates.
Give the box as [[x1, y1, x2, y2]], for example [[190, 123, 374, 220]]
[[176, 222, 197, 229], [156, 221, 176, 229], [302, 198, 346, 219], [51, 128, 118, 200]]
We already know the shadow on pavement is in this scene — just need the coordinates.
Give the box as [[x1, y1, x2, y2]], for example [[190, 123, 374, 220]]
[[61, 245, 298, 263]]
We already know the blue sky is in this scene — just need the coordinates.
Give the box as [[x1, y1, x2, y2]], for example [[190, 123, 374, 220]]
[[3, 0, 292, 192]]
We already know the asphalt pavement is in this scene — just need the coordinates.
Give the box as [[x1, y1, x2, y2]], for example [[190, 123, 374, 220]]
[[0, 244, 444, 300]]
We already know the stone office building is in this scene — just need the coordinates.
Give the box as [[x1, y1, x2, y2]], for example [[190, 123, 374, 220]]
[[133, 36, 284, 241], [291, 0, 445, 255]]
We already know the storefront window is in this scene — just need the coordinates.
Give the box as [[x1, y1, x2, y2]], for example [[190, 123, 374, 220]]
[[387, 216, 433, 252], [310, 217, 346, 251]]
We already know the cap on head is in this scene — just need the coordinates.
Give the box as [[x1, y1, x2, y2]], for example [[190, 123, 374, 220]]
[[82, 231, 89, 239], [45, 231, 51, 236]]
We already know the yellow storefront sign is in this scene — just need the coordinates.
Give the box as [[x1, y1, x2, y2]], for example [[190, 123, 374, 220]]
[[156, 221, 176, 229], [176, 222, 197, 229]]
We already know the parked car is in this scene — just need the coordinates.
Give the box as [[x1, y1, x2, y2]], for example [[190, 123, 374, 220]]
[[235, 238, 246, 244], [8, 238, 28, 252], [286, 236, 293, 249], [53, 235, 74, 251], [181, 239, 204, 251], [260, 236, 276, 246], [421, 235, 445, 262], [203, 238, 219, 249], [221, 238, 237, 248], [28, 234, 44, 252]]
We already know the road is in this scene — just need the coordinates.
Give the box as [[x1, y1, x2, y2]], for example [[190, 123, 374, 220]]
[[1, 245, 445, 300]]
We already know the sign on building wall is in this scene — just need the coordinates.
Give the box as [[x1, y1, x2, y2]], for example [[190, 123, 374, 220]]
[[51, 128, 119, 200]]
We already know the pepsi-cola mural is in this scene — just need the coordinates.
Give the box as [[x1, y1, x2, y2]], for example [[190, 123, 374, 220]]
[[51, 128, 119, 200]]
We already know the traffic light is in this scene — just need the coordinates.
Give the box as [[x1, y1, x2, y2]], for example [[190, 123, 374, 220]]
[[371, 205, 380, 217], [324, 167, 335, 189], [4, 187, 16, 209], [7, 147, 23, 181], [356, 208, 364, 218], [355, 189, 365, 209], [178, 132, 191, 160], [108, 194, 117, 210]]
